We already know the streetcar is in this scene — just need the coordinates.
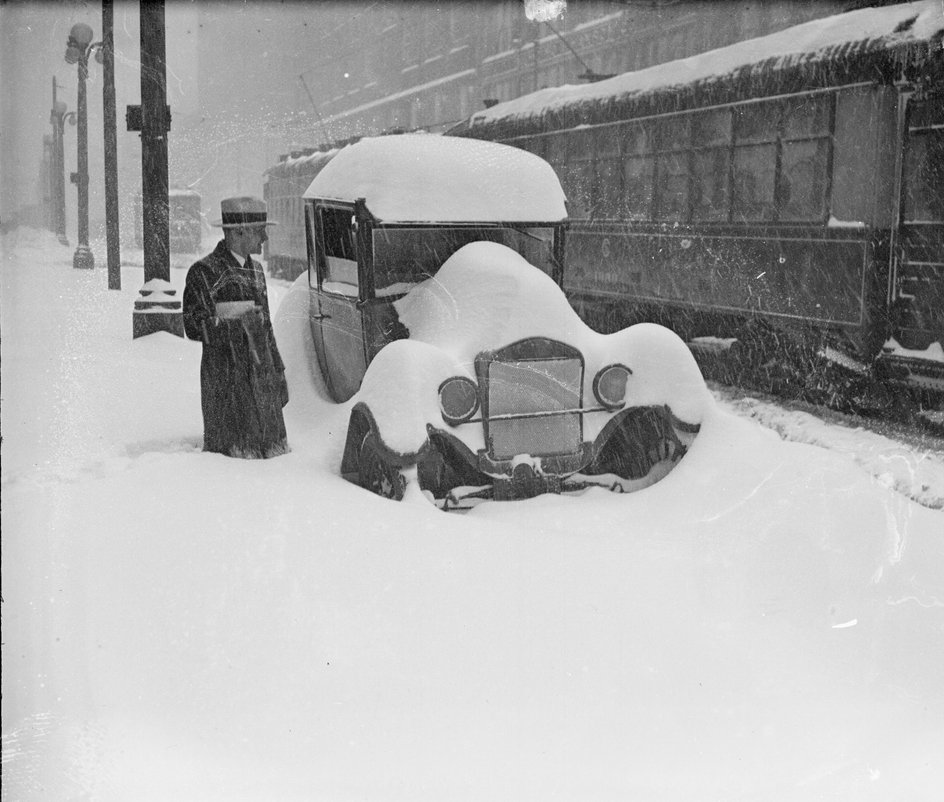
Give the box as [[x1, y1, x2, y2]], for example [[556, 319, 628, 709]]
[[452, 0, 944, 403], [263, 146, 340, 280], [132, 187, 202, 254]]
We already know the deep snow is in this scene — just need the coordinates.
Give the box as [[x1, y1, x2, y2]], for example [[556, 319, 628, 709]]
[[2, 227, 943, 801]]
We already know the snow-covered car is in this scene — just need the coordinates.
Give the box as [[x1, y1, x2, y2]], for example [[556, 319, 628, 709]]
[[341, 242, 712, 508], [303, 133, 568, 402]]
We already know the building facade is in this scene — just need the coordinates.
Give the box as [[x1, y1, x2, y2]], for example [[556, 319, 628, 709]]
[[305, 1, 865, 143], [173, 2, 880, 226]]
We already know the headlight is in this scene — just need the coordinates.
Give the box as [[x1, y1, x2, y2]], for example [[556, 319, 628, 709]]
[[593, 364, 632, 410], [438, 376, 479, 426]]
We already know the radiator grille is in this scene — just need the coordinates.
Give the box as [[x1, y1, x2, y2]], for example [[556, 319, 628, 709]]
[[486, 357, 582, 460]]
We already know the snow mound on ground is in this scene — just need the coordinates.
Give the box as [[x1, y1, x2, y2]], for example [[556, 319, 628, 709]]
[[0, 225, 66, 255], [272, 272, 330, 411], [718, 391, 944, 510]]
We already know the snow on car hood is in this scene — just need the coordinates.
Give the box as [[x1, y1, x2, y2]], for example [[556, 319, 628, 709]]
[[303, 133, 567, 223], [355, 242, 712, 456]]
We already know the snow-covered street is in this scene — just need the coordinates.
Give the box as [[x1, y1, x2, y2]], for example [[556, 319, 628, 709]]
[[2, 228, 943, 801]]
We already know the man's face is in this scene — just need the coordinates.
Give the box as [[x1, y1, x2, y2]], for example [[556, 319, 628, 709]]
[[230, 224, 268, 256], [242, 225, 268, 255]]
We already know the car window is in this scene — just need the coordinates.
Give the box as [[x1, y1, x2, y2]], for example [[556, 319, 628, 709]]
[[371, 226, 559, 296], [320, 207, 358, 296]]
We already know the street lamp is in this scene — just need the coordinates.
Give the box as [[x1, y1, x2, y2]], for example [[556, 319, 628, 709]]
[[49, 78, 75, 246], [64, 22, 100, 270]]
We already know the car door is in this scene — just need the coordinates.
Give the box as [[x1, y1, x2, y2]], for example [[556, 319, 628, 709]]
[[309, 203, 369, 402]]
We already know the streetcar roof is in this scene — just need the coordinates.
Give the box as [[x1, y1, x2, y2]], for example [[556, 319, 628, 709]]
[[302, 133, 568, 223], [464, 0, 943, 134], [265, 148, 339, 179]]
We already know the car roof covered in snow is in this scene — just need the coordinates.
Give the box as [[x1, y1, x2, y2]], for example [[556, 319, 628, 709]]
[[302, 133, 568, 223], [460, 0, 943, 138]]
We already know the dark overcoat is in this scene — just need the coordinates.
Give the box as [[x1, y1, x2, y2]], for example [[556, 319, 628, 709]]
[[183, 239, 289, 458]]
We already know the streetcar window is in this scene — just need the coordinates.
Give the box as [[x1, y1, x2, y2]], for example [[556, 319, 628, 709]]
[[544, 133, 569, 163], [904, 129, 944, 222], [733, 100, 779, 221], [692, 109, 731, 147], [782, 95, 831, 140], [623, 156, 654, 220], [656, 116, 691, 151], [594, 127, 621, 158], [550, 131, 593, 220], [621, 123, 649, 156], [734, 102, 779, 144], [565, 130, 593, 161], [904, 92, 944, 224], [594, 127, 622, 218], [655, 152, 689, 221], [595, 159, 622, 218], [732, 144, 776, 221], [832, 86, 889, 225], [779, 95, 831, 221], [570, 161, 594, 219], [692, 148, 729, 221], [692, 109, 732, 221], [780, 139, 829, 221], [653, 118, 691, 221]]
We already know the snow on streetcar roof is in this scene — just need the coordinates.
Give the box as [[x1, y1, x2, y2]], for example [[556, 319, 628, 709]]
[[265, 148, 339, 178], [302, 133, 568, 223], [468, 0, 943, 130]]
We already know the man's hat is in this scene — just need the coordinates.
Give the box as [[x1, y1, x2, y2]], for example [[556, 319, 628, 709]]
[[212, 196, 278, 228]]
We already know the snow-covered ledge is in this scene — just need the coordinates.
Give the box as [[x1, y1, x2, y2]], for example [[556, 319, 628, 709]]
[[132, 277, 184, 339]]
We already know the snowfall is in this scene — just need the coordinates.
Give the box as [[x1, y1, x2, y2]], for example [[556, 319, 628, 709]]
[[2, 226, 944, 802]]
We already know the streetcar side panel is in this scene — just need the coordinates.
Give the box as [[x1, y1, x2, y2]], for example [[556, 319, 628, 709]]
[[543, 86, 897, 362]]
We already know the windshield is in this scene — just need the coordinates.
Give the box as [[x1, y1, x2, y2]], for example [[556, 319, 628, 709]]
[[371, 225, 558, 297]]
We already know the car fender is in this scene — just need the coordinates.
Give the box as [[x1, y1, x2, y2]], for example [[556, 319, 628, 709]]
[[594, 323, 712, 429], [346, 338, 475, 463]]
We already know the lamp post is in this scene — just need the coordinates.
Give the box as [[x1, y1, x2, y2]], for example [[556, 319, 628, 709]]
[[49, 78, 73, 246], [64, 23, 96, 270]]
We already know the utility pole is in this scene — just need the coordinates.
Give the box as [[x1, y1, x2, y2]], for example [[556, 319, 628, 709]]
[[139, 0, 169, 284], [102, 0, 121, 290], [130, 0, 183, 338]]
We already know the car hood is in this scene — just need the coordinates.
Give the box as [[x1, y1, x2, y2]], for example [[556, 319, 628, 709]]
[[353, 242, 712, 457]]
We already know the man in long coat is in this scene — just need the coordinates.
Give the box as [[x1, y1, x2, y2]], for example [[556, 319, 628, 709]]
[[183, 196, 289, 458]]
